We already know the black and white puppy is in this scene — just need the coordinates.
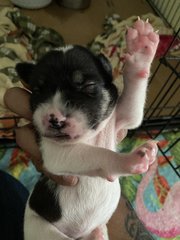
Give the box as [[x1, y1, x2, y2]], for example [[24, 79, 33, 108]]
[[16, 20, 159, 240]]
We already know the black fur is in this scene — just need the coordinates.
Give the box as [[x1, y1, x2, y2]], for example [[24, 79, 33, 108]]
[[16, 45, 118, 129], [29, 176, 61, 222]]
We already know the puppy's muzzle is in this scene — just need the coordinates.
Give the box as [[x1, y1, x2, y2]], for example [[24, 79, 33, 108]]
[[49, 113, 66, 130]]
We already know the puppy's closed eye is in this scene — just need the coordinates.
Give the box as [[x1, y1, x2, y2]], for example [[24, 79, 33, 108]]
[[81, 82, 96, 94], [72, 70, 97, 95]]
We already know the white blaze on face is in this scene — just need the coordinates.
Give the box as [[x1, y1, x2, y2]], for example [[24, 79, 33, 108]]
[[33, 91, 90, 140], [55, 45, 74, 53], [33, 92, 62, 135]]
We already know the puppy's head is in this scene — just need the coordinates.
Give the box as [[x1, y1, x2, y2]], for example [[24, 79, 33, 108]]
[[16, 45, 118, 142]]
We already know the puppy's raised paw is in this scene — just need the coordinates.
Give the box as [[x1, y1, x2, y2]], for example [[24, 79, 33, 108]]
[[129, 141, 158, 174]]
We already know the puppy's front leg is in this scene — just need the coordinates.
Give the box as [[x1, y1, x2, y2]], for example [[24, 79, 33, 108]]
[[42, 138, 125, 180], [42, 138, 158, 180], [116, 19, 159, 130]]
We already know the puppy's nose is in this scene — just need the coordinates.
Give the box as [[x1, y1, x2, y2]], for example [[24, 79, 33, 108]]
[[49, 113, 66, 129]]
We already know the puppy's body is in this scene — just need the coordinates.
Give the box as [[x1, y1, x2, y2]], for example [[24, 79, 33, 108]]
[[16, 20, 159, 240]]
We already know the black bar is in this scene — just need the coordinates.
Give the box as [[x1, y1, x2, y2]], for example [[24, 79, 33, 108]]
[[164, 138, 180, 154], [156, 84, 180, 117], [146, 77, 178, 120], [145, 59, 180, 118]]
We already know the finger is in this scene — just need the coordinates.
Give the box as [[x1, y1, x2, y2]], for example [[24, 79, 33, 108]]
[[43, 174, 79, 186], [15, 125, 42, 166], [62, 176, 79, 186], [4, 87, 32, 120]]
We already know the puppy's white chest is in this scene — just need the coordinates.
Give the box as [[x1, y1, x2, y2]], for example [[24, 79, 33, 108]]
[[54, 177, 120, 238]]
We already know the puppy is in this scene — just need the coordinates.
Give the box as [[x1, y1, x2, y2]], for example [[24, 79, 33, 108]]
[[16, 19, 159, 240]]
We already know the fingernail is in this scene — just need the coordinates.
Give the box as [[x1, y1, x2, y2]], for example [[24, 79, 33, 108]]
[[63, 176, 78, 185], [71, 177, 78, 185]]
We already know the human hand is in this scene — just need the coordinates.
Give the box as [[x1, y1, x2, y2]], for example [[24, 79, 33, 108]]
[[4, 87, 78, 186]]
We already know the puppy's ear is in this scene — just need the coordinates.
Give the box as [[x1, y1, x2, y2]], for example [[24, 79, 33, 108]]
[[16, 63, 35, 84], [97, 54, 113, 80]]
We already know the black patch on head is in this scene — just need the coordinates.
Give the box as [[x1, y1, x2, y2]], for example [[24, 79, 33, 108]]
[[72, 70, 84, 85], [97, 53, 112, 80], [16, 62, 34, 85], [29, 176, 61, 222], [16, 45, 118, 129]]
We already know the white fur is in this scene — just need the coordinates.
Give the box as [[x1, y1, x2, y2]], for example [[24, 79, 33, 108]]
[[101, 89, 111, 115], [33, 91, 64, 135], [25, 100, 146, 240], [55, 45, 73, 53], [115, 80, 148, 130], [24, 21, 159, 239], [33, 91, 91, 141], [25, 75, 151, 239]]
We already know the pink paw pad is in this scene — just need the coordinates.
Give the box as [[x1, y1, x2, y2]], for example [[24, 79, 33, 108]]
[[125, 18, 159, 70], [136, 69, 149, 78], [131, 141, 158, 174]]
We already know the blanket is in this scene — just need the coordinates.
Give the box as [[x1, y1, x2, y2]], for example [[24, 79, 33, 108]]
[[119, 132, 180, 240]]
